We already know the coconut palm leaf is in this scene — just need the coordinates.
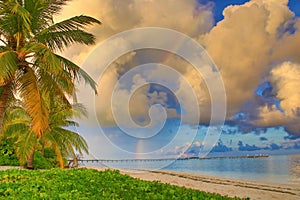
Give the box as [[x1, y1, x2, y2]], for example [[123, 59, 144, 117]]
[[0, 0, 32, 42], [2, 101, 89, 168], [36, 15, 100, 51], [15, 66, 49, 138], [35, 0, 72, 17], [55, 54, 98, 93], [48, 15, 101, 32], [38, 30, 97, 51], [0, 50, 18, 85], [1, 106, 36, 165], [45, 127, 88, 156], [24, 0, 72, 34], [13, 129, 37, 165]]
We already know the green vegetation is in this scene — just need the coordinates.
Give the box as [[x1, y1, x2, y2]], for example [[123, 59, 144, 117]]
[[1, 101, 88, 169], [0, 168, 244, 200], [30, 150, 57, 169], [0, 0, 100, 168], [0, 139, 19, 166], [0, 137, 59, 169]]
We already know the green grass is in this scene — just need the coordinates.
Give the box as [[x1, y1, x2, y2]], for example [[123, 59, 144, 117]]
[[0, 168, 246, 200]]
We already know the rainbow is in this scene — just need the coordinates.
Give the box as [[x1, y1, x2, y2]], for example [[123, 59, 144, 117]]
[[133, 32, 194, 157]]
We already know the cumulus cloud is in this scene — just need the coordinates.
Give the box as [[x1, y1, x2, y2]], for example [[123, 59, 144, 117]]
[[270, 62, 300, 117], [201, 0, 295, 117], [272, 19, 300, 63], [254, 62, 300, 135], [199, 0, 300, 136], [56, 0, 214, 64], [58, 0, 300, 137], [57, 0, 216, 128]]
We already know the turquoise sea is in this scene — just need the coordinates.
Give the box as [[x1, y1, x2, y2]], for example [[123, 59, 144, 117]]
[[83, 154, 300, 185], [164, 154, 300, 184]]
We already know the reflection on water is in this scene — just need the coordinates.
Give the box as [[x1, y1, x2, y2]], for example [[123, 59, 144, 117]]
[[289, 154, 300, 183], [164, 154, 300, 184], [82, 154, 300, 184]]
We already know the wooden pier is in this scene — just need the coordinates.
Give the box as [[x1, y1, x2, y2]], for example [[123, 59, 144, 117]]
[[71, 154, 269, 164]]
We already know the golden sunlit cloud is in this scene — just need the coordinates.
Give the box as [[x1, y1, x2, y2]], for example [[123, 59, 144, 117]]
[[58, 0, 300, 136]]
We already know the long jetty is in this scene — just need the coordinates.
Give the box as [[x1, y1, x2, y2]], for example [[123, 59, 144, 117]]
[[72, 154, 269, 164]]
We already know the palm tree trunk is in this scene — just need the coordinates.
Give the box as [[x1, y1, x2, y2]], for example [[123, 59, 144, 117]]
[[54, 146, 64, 169], [69, 145, 78, 167], [27, 150, 35, 169], [41, 142, 45, 157], [0, 83, 12, 133]]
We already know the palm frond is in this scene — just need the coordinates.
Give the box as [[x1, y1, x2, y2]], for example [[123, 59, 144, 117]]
[[23, 0, 52, 33], [38, 65, 75, 96], [34, 14, 100, 51], [49, 108, 73, 127], [3, 106, 37, 165], [38, 70, 73, 106], [15, 67, 49, 137], [22, 42, 61, 67], [48, 103, 86, 128], [2, 106, 31, 129], [55, 54, 97, 93], [13, 129, 37, 165], [39, 0, 72, 17], [0, 51, 18, 85], [46, 127, 88, 155], [22, 43, 75, 95], [41, 15, 101, 33], [37, 29, 97, 51], [11, 1, 31, 31], [71, 103, 88, 118]]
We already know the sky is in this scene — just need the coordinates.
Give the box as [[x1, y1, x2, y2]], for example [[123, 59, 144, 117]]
[[203, 0, 300, 22], [57, 0, 300, 160]]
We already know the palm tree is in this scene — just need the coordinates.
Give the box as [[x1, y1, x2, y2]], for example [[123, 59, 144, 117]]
[[42, 94, 89, 168], [2, 98, 89, 169], [0, 0, 100, 137], [1, 104, 38, 167]]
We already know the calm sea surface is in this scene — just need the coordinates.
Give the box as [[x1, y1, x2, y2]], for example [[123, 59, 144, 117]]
[[84, 154, 300, 185], [164, 154, 300, 184]]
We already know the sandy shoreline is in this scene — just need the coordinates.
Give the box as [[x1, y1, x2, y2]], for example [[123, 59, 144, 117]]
[[83, 166, 300, 200], [1, 166, 299, 199]]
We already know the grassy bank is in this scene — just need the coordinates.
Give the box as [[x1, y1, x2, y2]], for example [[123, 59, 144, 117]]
[[0, 168, 244, 200]]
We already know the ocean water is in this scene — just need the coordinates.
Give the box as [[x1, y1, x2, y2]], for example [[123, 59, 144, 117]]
[[82, 154, 300, 185], [164, 154, 300, 185]]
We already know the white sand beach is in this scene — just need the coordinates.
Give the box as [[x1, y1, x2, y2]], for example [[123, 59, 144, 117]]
[[83, 166, 300, 200]]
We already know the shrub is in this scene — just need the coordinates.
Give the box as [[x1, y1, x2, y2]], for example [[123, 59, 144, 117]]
[[0, 168, 245, 200], [0, 140, 19, 166]]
